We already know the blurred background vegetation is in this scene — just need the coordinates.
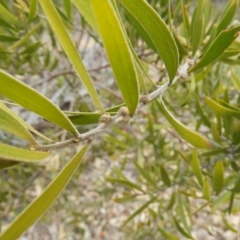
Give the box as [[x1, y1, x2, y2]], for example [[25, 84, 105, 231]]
[[1, 0, 240, 239]]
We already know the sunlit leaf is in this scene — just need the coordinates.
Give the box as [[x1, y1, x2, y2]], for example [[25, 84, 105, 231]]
[[158, 99, 212, 149], [0, 144, 89, 240], [0, 144, 51, 162], [72, 0, 99, 33], [0, 4, 19, 25], [0, 104, 37, 145], [214, 161, 224, 195], [205, 97, 240, 119], [189, 26, 240, 72], [0, 70, 78, 135], [91, 0, 139, 115], [119, 0, 179, 82], [39, 0, 104, 112], [0, 101, 54, 143]]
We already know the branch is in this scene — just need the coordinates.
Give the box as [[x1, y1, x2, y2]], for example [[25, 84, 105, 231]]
[[34, 59, 193, 152]]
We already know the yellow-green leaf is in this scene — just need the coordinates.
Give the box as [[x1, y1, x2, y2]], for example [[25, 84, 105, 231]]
[[203, 177, 211, 201], [211, 121, 222, 143], [119, 0, 179, 82], [0, 144, 89, 240], [231, 70, 240, 92], [0, 143, 51, 162], [91, 0, 139, 115], [8, 22, 42, 51], [214, 161, 224, 195], [189, 25, 240, 72], [159, 227, 179, 240], [121, 196, 157, 227], [72, 0, 99, 33], [28, 0, 38, 22], [0, 4, 19, 25], [39, 0, 104, 112], [160, 165, 171, 187], [192, 149, 203, 187], [0, 104, 37, 145], [0, 70, 78, 135], [205, 96, 240, 118], [159, 99, 212, 149]]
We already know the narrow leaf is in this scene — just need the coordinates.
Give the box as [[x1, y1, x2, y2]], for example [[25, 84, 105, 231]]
[[72, 0, 99, 33], [0, 70, 78, 135], [68, 112, 116, 125], [214, 161, 224, 195], [28, 0, 38, 22], [0, 105, 37, 145], [159, 227, 179, 240], [192, 149, 203, 187], [91, 0, 139, 114], [0, 160, 20, 170], [106, 178, 143, 192], [191, 0, 204, 56], [205, 96, 240, 118], [180, 0, 190, 44], [217, 0, 239, 35], [121, 196, 157, 227], [173, 216, 193, 239], [0, 143, 51, 162], [8, 22, 42, 51], [39, 0, 104, 112], [119, 0, 179, 82], [211, 121, 222, 143], [231, 70, 240, 92], [0, 144, 89, 240], [181, 73, 196, 106], [134, 161, 158, 188], [0, 35, 19, 42], [160, 165, 171, 187], [0, 4, 19, 25], [159, 99, 212, 149], [189, 25, 240, 72], [203, 177, 211, 201]]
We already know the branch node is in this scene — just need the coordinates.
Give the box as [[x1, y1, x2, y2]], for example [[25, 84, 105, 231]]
[[99, 113, 112, 124], [140, 95, 151, 105]]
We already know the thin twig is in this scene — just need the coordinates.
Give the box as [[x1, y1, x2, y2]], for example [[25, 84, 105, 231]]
[[34, 60, 192, 152]]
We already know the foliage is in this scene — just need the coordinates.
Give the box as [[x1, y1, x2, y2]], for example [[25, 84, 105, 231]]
[[0, 0, 240, 239]]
